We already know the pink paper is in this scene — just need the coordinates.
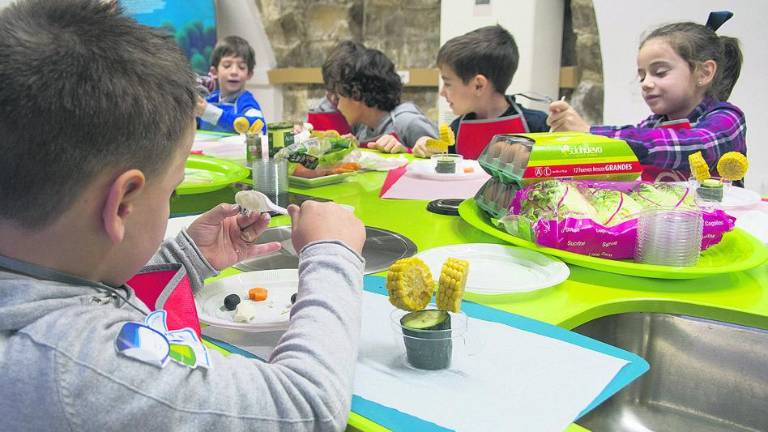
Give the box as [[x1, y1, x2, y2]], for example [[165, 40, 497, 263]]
[[381, 171, 490, 200]]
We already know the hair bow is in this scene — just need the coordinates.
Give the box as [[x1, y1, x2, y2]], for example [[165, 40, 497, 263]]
[[705, 11, 733, 32]]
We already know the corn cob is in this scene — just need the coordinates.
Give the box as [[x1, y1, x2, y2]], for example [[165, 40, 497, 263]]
[[716, 152, 748, 181], [439, 123, 455, 145], [248, 119, 264, 135], [425, 138, 449, 153], [234, 117, 250, 134], [436, 258, 469, 312], [688, 151, 710, 182], [386, 257, 435, 311]]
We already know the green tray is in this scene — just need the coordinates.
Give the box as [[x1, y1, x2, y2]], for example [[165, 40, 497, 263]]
[[458, 198, 768, 279], [288, 171, 357, 188], [177, 155, 250, 195]]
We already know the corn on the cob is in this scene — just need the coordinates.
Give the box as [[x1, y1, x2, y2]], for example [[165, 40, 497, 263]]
[[439, 123, 455, 145], [716, 151, 748, 181], [248, 118, 264, 135], [688, 151, 710, 182], [425, 138, 449, 153], [234, 117, 250, 134], [386, 257, 435, 311], [436, 258, 469, 312]]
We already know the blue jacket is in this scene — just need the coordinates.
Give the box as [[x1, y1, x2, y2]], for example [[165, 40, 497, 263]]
[[198, 89, 267, 134]]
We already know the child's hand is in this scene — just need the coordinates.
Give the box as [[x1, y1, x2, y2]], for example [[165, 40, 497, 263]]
[[370, 134, 407, 154], [195, 96, 207, 117], [547, 100, 590, 132], [412, 136, 439, 158], [288, 201, 365, 255], [186, 203, 281, 270]]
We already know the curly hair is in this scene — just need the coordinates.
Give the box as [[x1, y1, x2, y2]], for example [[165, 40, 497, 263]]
[[332, 48, 402, 112], [322, 40, 365, 91]]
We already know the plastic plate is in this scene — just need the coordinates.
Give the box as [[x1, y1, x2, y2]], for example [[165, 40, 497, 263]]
[[458, 198, 768, 279], [288, 171, 357, 188], [177, 154, 250, 195], [196, 269, 298, 332]]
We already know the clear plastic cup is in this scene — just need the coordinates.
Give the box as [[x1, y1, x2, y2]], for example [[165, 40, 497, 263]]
[[252, 158, 288, 208], [634, 208, 703, 267], [390, 308, 470, 371]]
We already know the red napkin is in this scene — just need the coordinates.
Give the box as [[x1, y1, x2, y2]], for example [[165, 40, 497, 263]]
[[379, 165, 408, 197]]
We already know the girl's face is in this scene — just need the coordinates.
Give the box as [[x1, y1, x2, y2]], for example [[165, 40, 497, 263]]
[[637, 38, 704, 120]]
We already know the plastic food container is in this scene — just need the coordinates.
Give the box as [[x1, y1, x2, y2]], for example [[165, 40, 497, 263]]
[[430, 153, 463, 174], [477, 132, 641, 185], [390, 308, 470, 371], [474, 178, 521, 219]]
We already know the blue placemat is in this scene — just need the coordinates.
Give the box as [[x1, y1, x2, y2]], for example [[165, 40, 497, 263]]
[[351, 275, 649, 431]]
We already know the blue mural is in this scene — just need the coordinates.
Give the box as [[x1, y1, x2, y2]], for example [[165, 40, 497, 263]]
[[121, 0, 217, 75]]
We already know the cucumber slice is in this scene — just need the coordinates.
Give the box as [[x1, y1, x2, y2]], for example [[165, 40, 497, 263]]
[[701, 179, 723, 188], [400, 310, 451, 331]]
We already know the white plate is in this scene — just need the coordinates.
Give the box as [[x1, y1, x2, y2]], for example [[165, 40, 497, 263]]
[[416, 243, 570, 295], [165, 215, 198, 240], [196, 269, 298, 332], [193, 135, 247, 166], [406, 159, 486, 181], [720, 186, 761, 209]]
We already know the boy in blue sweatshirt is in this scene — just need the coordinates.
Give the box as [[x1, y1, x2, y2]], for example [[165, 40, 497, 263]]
[[196, 36, 267, 134]]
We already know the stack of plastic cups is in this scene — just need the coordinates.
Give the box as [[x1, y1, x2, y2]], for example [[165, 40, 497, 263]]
[[634, 208, 703, 267]]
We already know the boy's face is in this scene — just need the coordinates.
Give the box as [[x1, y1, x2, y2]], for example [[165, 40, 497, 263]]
[[336, 95, 364, 126], [210, 55, 253, 97], [116, 122, 194, 283], [637, 38, 700, 120], [439, 65, 477, 116]]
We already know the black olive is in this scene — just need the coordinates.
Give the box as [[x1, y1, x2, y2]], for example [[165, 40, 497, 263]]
[[224, 293, 241, 311], [290, 293, 297, 304]]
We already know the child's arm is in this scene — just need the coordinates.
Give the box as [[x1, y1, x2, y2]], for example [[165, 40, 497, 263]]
[[591, 106, 746, 170], [200, 91, 267, 134]]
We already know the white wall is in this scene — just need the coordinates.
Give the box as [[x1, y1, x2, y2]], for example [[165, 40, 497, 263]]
[[439, 0, 565, 124], [593, 1, 768, 191], [215, 0, 282, 123]]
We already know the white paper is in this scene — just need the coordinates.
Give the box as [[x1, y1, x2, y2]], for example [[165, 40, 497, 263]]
[[353, 293, 628, 432]]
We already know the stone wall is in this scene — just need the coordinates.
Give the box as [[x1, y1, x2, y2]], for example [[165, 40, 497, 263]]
[[256, 0, 440, 123], [562, 0, 604, 124]]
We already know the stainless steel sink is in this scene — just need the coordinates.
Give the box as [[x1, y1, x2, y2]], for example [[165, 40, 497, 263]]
[[234, 226, 417, 274], [573, 313, 768, 432]]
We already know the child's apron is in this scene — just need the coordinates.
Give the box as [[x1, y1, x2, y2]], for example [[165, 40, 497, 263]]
[[307, 111, 352, 135], [129, 264, 201, 338], [455, 110, 529, 160], [640, 119, 692, 182]]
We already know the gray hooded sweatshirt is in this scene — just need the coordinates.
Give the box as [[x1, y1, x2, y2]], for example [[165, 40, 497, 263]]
[[355, 102, 438, 148], [0, 231, 364, 431]]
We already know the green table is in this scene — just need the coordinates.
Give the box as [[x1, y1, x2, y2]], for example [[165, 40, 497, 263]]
[[176, 159, 768, 432]]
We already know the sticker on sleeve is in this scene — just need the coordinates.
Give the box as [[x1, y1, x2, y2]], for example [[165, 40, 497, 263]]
[[115, 310, 211, 369]]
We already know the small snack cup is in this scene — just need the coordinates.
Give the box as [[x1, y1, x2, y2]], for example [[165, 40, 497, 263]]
[[431, 153, 463, 174], [689, 176, 730, 205], [390, 308, 470, 370]]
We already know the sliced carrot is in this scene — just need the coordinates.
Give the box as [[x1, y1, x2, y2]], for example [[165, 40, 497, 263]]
[[463, 166, 475, 173], [248, 287, 268, 301]]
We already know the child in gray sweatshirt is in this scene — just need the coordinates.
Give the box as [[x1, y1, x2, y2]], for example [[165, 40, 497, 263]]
[[0, 1, 366, 430]]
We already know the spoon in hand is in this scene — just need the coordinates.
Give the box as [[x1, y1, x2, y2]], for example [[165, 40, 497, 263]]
[[235, 190, 288, 215]]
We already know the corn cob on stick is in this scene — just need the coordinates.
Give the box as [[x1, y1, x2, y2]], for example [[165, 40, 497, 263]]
[[386, 257, 435, 311], [688, 151, 710, 182], [436, 258, 469, 312], [234, 116, 250, 134], [716, 152, 748, 181]]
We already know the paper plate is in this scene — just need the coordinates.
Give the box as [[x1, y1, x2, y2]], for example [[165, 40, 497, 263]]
[[196, 269, 298, 332], [194, 135, 247, 166], [416, 243, 569, 296], [406, 159, 485, 181], [719, 186, 761, 209], [177, 155, 250, 195], [458, 198, 768, 279]]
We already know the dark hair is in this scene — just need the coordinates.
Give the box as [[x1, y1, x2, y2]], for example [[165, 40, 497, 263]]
[[322, 40, 365, 91], [210, 35, 255, 72], [332, 48, 401, 112], [437, 25, 519, 94], [642, 22, 743, 100], [0, 0, 197, 228]]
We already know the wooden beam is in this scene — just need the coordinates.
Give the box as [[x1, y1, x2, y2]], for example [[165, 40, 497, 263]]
[[267, 67, 439, 87]]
